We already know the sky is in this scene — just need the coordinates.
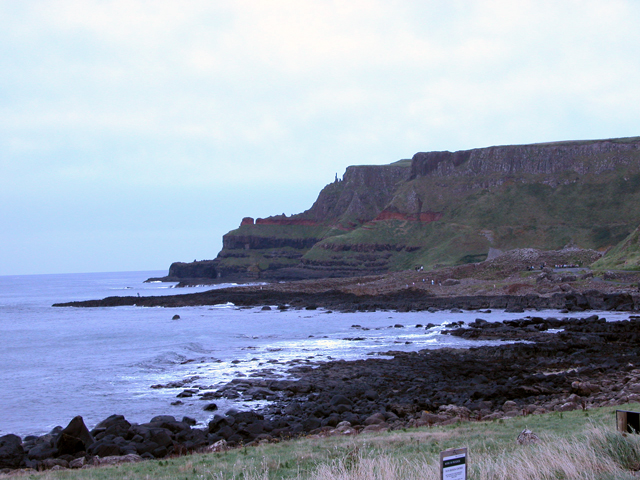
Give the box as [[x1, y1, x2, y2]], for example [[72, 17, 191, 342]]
[[2, 0, 640, 276]]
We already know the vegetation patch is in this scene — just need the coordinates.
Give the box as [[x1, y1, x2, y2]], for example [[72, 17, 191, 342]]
[[593, 226, 640, 271], [24, 403, 640, 480]]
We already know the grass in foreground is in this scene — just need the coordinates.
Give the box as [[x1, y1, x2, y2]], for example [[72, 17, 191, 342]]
[[21, 403, 640, 480]]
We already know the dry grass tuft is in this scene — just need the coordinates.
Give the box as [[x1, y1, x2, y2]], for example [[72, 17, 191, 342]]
[[236, 426, 640, 480]]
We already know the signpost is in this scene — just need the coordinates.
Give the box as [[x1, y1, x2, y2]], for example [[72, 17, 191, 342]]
[[617, 410, 640, 434], [440, 447, 467, 480]]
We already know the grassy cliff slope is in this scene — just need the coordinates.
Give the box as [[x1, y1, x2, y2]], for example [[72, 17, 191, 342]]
[[592, 225, 640, 271]]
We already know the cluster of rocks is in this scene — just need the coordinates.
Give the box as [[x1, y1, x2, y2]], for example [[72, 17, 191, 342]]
[[0, 403, 371, 474], [6, 307, 640, 473], [0, 414, 211, 473], [443, 314, 640, 343], [245, 314, 640, 436]]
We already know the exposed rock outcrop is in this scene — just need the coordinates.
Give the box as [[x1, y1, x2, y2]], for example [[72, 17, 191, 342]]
[[410, 138, 640, 180], [157, 137, 640, 284]]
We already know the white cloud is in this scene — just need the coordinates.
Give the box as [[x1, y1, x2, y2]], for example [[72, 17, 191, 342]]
[[1, 0, 640, 273]]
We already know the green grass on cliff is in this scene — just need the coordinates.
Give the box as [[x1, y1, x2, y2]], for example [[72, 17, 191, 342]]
[[304, 221, 491, 270], [31, 403, 640, 480], [300, 166, 640, 273], [225, 224, 332, 240], [391, 169, 640, 251], [592, 226, 640, 271]]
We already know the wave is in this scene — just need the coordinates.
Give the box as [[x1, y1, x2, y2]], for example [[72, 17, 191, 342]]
[[182, 342, 214, 354], [132, 351, 190, 371]]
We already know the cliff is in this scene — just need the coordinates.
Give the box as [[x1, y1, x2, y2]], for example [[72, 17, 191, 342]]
[[161, 136, 640, 283]]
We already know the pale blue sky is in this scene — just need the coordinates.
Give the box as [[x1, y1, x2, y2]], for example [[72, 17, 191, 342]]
[[2, 1, 639, 275]]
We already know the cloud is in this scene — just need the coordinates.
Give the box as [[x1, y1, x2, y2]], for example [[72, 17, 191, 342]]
[[1, 0, 640, 273]]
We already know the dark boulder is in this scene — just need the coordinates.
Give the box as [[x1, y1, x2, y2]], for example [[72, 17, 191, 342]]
[[133, 441, 159, 456], [148, 429, 173, 449], [302, 417, 321, 431], [176, 428, 207, 449], [182, 417, 197, 426], [208, 414, 233, 433], [215, 425, 236, 440], [153, 446, 169, 458], [0, 434, 24, 469], [56, 416, 94, 456], [56, 433, 85, 457], [88, 441, 122, 457], [92, 414, 131, 439], [230, 411, 264, 425], [150, 415, 177, 423], [27, 443, 57, 461], [330, 394, 353, 406]]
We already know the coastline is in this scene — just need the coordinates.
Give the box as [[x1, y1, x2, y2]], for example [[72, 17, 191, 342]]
[[4, 268, 640, 472], [5, 306, 640, 472], [53, 286, 640, 313]]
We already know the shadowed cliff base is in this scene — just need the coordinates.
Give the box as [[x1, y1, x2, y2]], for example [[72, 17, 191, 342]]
[[58, 248, 640, 311]]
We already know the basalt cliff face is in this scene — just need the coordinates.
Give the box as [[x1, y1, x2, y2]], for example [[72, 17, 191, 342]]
[[162, 137, 640, 283]]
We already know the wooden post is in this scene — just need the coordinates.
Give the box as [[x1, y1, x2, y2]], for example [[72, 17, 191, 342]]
[[617, 410, 628, 433]]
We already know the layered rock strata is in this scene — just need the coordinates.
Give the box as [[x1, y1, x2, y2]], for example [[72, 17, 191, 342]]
[[158, 136, 640, 283]]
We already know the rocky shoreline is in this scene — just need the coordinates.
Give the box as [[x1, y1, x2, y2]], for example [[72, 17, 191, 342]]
[[53, 287, 640, 313], [3, 310, 640, 474]]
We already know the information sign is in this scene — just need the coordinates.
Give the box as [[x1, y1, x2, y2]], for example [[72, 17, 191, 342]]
[[617, 410, 640, 434], [440, 447, 467, 480]]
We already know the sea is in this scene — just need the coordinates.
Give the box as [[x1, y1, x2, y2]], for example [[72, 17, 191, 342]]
[[0, 270, 631, 438]]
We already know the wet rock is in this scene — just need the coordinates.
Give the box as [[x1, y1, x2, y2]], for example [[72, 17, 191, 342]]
[[244, 386, 276, 399], [177, 390, 196, 398]]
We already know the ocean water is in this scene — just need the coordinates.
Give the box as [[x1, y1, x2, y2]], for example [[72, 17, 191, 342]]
[[0, 271, 631, 437]]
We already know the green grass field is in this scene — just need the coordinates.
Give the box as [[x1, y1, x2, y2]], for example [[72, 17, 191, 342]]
[[25, 403, 640, 480]]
